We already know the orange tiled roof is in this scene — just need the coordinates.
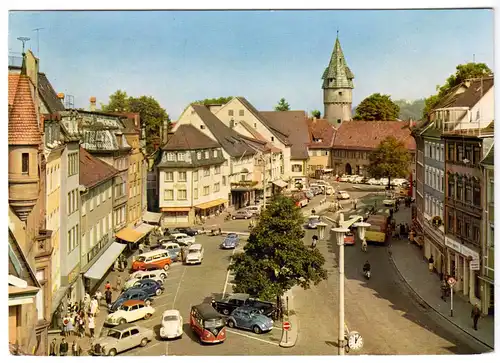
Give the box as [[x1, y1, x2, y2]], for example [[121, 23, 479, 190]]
[[8, 74, 42, 145], [8, 74, 20, 106]]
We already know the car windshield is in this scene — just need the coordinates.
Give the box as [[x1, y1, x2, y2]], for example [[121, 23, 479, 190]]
[[118, 305, 129, 311], [227, 233, 238, 238], [309, 217, 319, 223], [107, 330, 121, 339], [188, 248, 200, 254], [136, 256, 146, 262], [163, 315, 178, 322], [204, 318, 224, 328]]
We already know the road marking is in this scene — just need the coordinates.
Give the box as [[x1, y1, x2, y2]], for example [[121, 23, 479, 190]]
[[172, 266, 187, 308], [222, 248, 237, 299], [226, 328, 280, 346], [126, 340, 163, 355]]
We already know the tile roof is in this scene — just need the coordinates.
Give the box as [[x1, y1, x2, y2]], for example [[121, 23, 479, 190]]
[[38, 73, 65, 113], [79, 147, 119, 188], [191, 104, 257, 158], [433, 77, 494, 110], [162, 124, 220, 151], [235, 97, 290, 145], [307, 118, 336, 149], [8, 74, 42, 145], [322, 37, 354, 89], [259, 111, 310, 159], [239, 121, 281, 152], [8, 74, 20, 105], [333, 121, 416, 151]]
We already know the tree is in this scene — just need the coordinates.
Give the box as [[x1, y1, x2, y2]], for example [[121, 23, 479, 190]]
[[274, 98, 290, 111], [366, 136, 412, 187], [311, 110, 321, 118], [353, 93, 400, 121], [101, 90, 170, 153], [192, 96, 233, 105], [394, 99, 425, 121], [229, 195, 327, 308], [422, 62, 492, 119]]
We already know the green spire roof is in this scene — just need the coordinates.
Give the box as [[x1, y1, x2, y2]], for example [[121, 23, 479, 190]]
[[322, 36, 354, 89]]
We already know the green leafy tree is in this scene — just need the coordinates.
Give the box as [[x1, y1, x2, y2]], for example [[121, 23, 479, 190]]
[[229, 195, 328, 308], [192, 96, 234, 105], [367, 136, 412, 187], [311, 110, 321, 118], [422, 62, 492, 119], [353, 93, 400, 121], [101, 90, 170, 153], [274, 98, 290, 111]]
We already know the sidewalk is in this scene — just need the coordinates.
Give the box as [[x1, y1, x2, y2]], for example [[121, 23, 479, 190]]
[[389, 234, 494, 349]]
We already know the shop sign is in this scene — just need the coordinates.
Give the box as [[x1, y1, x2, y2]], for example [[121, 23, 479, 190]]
[[470, 259, 480, 271], [445, 236, 461, 253], [68, 263, 80, 284], [460, 245, 480, 261]]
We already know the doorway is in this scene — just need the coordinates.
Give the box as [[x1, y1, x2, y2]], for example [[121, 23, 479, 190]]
[[345, 163, 352, 175]]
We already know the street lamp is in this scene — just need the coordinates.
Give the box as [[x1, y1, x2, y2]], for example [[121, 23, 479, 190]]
[[353, 221, 371, 244], [331, 226, 350, 355]]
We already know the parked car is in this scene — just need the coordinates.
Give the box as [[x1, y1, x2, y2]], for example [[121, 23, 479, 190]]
[[339, 175, 350, 182], [173, 227, 198, 236], [127, 270, 167, 285], [160, 309, 184, 339], [131, 250, 172, 272], [226, 306, 274, 334], [185, 244, 204, 265], [220, 233, 240, 249], [379, 178, 389, 186], [161, 242, 182, 259], [170, 233, 196, 245], [367, 178, 379, 185], [352, 175, 364, 184], [90, 323, 154, 356], [109, 289, 153, 313], [105, 300, 155, 326], [127, 279, 164, 297], [213, 293, 275, 317], [337, 191, 350, 200], [245, 205, 261, 216], [304, 190, 314, 200], [310, 186, 322, 196], [307, 215, 321, 229], [232, 210, 253, 220]]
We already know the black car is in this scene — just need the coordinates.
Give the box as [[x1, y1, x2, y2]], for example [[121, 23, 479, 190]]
[[213, 293, 275, 317], [174, 227, 198, 236]]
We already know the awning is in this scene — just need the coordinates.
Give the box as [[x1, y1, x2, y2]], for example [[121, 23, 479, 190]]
[[161, 207, 191, 213], [143, 211, 162, 224], [83, 242, 126, 280], [272, 179, 288, 188], [115, 227, 144, 243], [195, 198, 227, 210], [134, 223, 155, 235]]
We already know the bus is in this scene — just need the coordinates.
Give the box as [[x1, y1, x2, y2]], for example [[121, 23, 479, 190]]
[[292, 191, 309, 208], [365, 209, 391, 244]]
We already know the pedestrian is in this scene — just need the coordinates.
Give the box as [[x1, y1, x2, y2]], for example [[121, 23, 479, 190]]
[[428, 255, 434, 272], [138, 242, 145, 255], [59, 338, 69, 356], [311, 235, 318, 248], [405, 223, 410, 238], [68, 313, 75, 336], [105, 288, 112, 307], [95, 290, 103, 307], [353, 198, 358, 210], [78, 315, 86, 338], [88, 314, 96, 338], [441, 279, 448, 302], [105, 281, 111, 291], [72, 341, 81, 356], [471, 304, 481, 330], [62, 314, 70, 337], [90, 296, 99, 316], [49, 338, 58, 356], [116, 275, 122, 292]]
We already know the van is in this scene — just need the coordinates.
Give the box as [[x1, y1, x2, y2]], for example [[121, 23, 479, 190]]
[[131, 249, 172, 272], [245, 205, 261, 216]]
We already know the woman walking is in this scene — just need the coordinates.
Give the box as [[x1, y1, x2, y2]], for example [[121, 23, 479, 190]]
[[88, 314, 96, 338]]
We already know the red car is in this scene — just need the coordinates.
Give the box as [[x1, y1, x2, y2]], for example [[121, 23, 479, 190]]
[[344, 231, 355, 245]]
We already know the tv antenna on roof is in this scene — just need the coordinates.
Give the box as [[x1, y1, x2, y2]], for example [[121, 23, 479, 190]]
[[17, 36, 30, 54], [32, 28, 44, 57]]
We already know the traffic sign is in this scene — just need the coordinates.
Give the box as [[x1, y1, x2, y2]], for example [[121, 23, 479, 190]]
[[447, 277, 456, 287], [283, 321, 292, 331]]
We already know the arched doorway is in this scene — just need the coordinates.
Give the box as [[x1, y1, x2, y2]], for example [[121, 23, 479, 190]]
[[345, 163, 352, 175]]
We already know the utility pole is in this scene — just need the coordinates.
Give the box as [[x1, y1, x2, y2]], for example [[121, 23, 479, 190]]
[[17, 36, 30, 54], [32, 28, 44, 57]]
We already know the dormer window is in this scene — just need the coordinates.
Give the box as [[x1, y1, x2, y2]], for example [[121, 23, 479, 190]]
[[197, 152, 201, 160], [167, 152, 175, 161], [271, 137, 274, 142], [22, 153, 29, 174], [213, 150, 218, 158], [178, 153, 185, 161], [205, 151, 209, 159], [200, 125, 205, 129], [312, 137, 323, 143]]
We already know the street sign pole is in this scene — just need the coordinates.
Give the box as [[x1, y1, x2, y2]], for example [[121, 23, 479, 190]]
[[450, 287, 454, 317]]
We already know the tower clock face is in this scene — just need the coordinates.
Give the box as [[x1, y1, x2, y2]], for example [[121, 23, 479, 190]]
[[348, 332, 363, 350]]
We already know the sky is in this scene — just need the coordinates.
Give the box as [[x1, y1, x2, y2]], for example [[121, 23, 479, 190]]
[[8, 9, 494, 119]]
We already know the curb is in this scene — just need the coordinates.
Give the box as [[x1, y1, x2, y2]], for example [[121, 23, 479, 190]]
[[279, 290, 298, 348], [387, 246, 494, 350]]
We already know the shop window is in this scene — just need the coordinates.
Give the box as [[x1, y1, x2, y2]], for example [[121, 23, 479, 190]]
[[473, 187, 481, 206]]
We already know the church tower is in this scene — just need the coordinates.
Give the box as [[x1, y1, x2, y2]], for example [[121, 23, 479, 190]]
[[322, 34, 354, 126]]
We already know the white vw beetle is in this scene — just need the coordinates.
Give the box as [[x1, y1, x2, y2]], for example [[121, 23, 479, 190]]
[[160, 309, 183, 339], [128, 269, 167, 285], [105, 300, 156, 326], [170, 233, 196, 245]]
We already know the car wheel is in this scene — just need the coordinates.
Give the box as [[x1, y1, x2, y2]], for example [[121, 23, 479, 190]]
[[227, 319, 235, 328], [222, 308, 230, 315], [140, 338, 148, 347], [253, 325, 262, 334], [160, 273, 167, 279], [163, 264, 170, 271], [156, 288, 163, 296], [144, 313, 152, 320], [119, 318, 127, 325], [157, 279, 163, 285], [145, 300, 151, 306], [108, 348, 117, 356]]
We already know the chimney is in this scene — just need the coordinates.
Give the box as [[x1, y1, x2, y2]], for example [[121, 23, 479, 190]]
[[90, 96, 96, 112]]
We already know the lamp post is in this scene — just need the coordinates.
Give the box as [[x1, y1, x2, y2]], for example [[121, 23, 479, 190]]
[[331, 226, 350, 355], [353, 221, 371, 245], [316, 222, 328, 240]]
